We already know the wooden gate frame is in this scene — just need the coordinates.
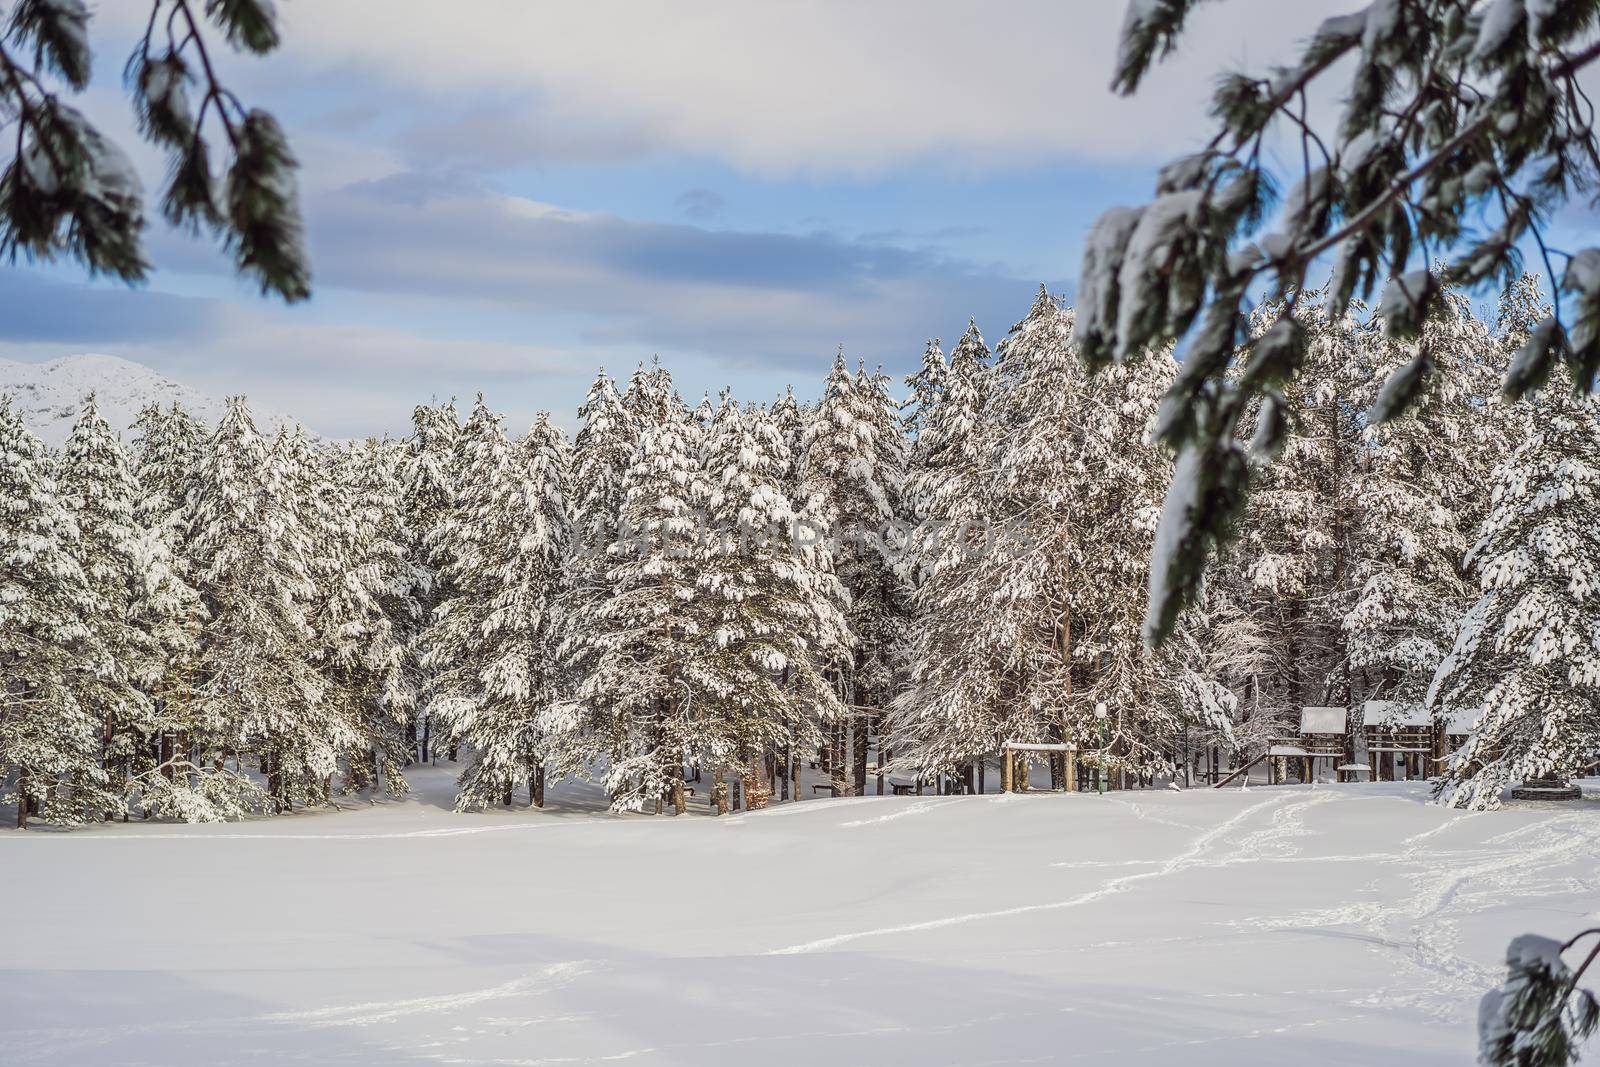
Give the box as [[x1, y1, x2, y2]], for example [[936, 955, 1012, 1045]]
[[1000, 741, 1079, 792]]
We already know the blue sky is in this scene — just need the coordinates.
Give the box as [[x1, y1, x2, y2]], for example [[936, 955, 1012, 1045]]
[[5, 0, 1568, 437]]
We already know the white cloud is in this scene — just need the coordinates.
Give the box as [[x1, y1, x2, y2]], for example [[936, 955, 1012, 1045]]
[[252, 0, 1347, 175]]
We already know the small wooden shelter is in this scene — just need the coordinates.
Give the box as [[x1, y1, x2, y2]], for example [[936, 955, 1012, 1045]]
[[1362, 701, 1432, 780], [1297, 706, 1347, 779], [1000, 740, 1078, 792]]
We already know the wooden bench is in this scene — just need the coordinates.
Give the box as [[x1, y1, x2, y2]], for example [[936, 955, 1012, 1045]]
[[812, 783, 840, 797]]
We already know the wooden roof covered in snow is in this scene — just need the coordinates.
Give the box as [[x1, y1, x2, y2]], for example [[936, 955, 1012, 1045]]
[[1299, 706, 1347, 734], [1361, 700, 1431, 728]]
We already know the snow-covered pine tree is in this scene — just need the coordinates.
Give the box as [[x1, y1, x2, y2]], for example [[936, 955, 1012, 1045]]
[[553, 371, 637, 778], [907, 323, 988, 527], [1345, 286, 1510, 719], [131, 402, 207, 531], [119, 510, 264, 822], [566, 370, 634, 632], [852, 362, 912, 791], [1232, 299, 1368, 743], [186, 399, 331, 813], [430, 411, 572, 810], [57, 395, 157, 807], [1428, 374, 1600, 810], [311, 440, 416, 797], [623, 356, 680, 432], [800, 349, 910, 792], [698, 396, 848, 805], [902, 337, 947, 447], [693, 391, 715, 433], [0, 398, 120, 826], [401, 400, 459, 762], [893, 292, 1077, 780], [123, 399, 260, 819], [893, 289, 1233, 788], [270, 426, 364, 805], [420, 398, 513, 795], [769, 385, 808, 499], [1072, 340, 1233, 781], [575, 391, 711, 813]]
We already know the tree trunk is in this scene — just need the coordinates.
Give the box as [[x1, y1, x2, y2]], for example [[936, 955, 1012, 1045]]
[[672, 774, 686, 815], [744, 758, 769, 810], [533, 763, 547, 808], [265, 752, 285, 814], [713, 768, 728, 815], [852, 708, 869, 796]]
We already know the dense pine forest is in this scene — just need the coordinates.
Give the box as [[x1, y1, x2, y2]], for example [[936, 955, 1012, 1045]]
[[3, 276, 1597, 826]]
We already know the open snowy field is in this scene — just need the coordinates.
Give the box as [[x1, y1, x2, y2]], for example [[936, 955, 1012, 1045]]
[[4, 771, 1599, 1066]]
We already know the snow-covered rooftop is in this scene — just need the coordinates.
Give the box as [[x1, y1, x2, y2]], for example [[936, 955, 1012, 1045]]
[[1362, 700, 1431, 728], [1299, 706, 1346, 734]]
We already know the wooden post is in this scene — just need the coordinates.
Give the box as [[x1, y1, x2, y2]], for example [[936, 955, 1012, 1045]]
[[1001, 748, 1013, 793]]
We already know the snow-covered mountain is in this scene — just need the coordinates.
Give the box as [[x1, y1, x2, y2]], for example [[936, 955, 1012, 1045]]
[[0, 353, 306, 446]]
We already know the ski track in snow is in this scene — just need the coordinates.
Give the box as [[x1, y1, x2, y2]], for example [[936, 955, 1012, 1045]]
[[262, 961, 596, 1028], [424, 1004, 1086, 1066], [766, 792, 1296, 955], [839, 798, 960, 827], [1221, 808, 1600, 1024], [2, 963, 597, 1064]]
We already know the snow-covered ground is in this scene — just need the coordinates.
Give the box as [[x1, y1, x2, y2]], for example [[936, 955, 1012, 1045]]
[[4, 769, 1598, 1066]]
